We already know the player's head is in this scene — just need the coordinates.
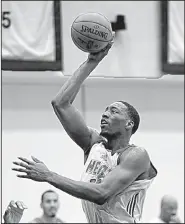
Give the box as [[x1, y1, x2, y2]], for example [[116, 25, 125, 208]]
[[100, 101, 140, 139], [40, 190, 59, 218], [160, 195, 178, 223]]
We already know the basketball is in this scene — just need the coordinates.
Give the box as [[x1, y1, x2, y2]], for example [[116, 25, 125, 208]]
[[71, 12, 113, 53]]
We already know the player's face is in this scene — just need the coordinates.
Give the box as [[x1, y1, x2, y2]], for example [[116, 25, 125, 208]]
[[41, 192, 59, 217], [100, 102, 131, 137]]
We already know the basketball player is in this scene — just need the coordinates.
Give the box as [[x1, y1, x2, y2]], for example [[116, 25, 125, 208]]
[[12, 41, 157, 223]]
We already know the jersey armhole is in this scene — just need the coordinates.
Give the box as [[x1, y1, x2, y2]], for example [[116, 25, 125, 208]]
[[84, 127, 106, 163]]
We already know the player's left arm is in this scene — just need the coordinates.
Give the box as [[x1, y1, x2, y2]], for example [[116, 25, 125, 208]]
[[13, 149, 150, 205], [53, 149, 150, 205], [47, 148, 150, 204]]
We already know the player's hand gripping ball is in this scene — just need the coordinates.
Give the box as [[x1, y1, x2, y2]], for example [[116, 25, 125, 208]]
[[88, 41, 114, 63]]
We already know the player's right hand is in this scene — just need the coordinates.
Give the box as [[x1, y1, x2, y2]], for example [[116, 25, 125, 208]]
[[3, 200, 27, 223], [88, 35, 114, 63]]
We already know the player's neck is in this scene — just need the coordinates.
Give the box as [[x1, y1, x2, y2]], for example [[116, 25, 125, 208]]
[[107, 134, 130, 155], [42, 214, 57, 223]]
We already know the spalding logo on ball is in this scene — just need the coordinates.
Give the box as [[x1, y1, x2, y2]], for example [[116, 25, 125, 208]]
[[71, 12, 113, 53]]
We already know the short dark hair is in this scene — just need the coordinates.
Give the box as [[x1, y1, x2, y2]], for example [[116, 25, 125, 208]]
[[41, 190, 57, 202], [118, 101, 140, 134]]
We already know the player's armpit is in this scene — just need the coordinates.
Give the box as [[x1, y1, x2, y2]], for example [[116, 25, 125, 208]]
[[98, 148, 150, 204], [52, 103, 100, 153]]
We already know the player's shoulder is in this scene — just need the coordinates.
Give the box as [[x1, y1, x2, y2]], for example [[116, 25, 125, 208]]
[[127, 145, 150, 160], [119, 145, 150, 168], [84, 127, 105, 155], [88, 127, 106, 145], [129, 145, 158, 177]]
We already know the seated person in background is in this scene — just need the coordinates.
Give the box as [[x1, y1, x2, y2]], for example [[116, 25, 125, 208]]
[[149, 195, 181, 223], [3, 190, 65, 223]]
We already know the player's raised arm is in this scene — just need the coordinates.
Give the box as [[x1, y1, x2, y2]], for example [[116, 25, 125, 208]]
[[51, 43, 113, 153]]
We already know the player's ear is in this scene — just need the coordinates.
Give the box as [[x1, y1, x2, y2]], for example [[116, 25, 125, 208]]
[[40, 202, 43, 209], [125, 120, 134, 131]]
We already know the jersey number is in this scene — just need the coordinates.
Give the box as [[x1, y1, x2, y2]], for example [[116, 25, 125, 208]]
[[2, 11, 11, 28]]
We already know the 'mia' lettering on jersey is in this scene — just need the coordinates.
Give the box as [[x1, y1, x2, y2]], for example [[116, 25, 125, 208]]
[[80, 25, 108, 40]]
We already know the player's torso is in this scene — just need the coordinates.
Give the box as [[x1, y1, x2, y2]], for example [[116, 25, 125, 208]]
[[81, 142, 154, 223], [81, 142, 118, 184]]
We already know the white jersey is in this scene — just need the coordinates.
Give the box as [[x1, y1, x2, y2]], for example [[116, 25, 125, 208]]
[[81, 142, 155, 223]]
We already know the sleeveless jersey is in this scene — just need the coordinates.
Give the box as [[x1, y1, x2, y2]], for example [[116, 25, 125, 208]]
[[81, 142, 155, 223]]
